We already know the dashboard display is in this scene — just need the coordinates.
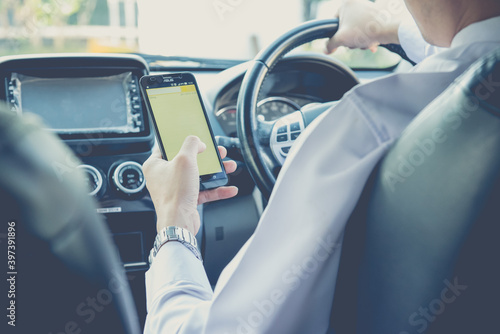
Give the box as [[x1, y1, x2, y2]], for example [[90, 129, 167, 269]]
[[215, 96, 319, 136], [8, 72, 144, 136], [257, 97, 301, 121], [215, 106, 237, 136]]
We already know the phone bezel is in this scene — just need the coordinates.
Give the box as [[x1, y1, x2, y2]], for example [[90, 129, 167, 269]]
[[139, 72, 228, 190]]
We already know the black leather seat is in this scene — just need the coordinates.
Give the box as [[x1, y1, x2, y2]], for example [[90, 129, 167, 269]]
[[331, 48, 500, 333], [0, 110, 140, 333]]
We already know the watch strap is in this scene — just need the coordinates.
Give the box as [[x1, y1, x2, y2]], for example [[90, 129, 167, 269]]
[[149, 226, 202, 265]]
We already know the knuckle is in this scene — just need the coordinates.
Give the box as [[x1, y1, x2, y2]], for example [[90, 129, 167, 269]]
[[175, 153, 191, 166]]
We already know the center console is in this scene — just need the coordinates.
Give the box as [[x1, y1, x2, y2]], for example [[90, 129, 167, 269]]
[[0, 54, 157, 327]]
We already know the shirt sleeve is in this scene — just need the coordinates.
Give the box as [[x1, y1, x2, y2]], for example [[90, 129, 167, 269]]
[[398, 18, 443, 63], [144, 241, 213, 333]]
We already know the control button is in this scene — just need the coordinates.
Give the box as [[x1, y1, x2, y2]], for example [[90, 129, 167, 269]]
[[78, 165, 103, 197], [124, 170, 140, 188], [277, 125, 287, 134], [290, 122, 301, 132], [291, 131, 301, 141], [132, 96, 139, 101], [132, 104, 141, 109], [281, 146, 291, 155], [113, 161, 146, 195], [277, 134, 288, 142]]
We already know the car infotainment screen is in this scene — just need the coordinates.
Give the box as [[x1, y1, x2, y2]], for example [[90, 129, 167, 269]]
[[8, 72, 145, 136]]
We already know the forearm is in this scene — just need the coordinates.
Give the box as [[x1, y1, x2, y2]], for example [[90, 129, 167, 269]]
[[144, 242, 213, 333]]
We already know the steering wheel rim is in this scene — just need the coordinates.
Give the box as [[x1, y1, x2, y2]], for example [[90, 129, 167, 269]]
[[236, 19, 339, 199]]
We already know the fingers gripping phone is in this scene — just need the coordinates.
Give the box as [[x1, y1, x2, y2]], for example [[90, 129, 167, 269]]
[[140, 72, 228, 190]]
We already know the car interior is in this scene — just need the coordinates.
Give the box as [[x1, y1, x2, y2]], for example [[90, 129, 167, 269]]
[[1, 3, 499, 334]]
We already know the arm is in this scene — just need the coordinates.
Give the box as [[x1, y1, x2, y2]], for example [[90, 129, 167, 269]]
[[144, 242, 213, 333], [325, 0, 440, 64], [142, 137, 238, 333]]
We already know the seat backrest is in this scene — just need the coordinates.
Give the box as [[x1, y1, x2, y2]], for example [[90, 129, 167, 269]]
[[0, 108, 141, 333], [331, 48, 500, 333]]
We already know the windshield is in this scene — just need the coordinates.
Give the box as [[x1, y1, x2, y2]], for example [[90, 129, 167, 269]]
[[0, 0, 403, 69]]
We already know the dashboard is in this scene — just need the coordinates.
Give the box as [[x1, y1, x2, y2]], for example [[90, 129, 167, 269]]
[[216, 95, 320, 136], [209, 54, 359, 138], [0, 55, 155, 214], [0, 52, 384, 329]]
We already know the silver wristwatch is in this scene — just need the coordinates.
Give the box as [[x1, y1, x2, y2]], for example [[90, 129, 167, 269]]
[[148, 226, 202, 265]]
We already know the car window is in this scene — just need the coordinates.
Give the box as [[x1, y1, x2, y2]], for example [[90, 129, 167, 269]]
[[0, 0, 404, 69]]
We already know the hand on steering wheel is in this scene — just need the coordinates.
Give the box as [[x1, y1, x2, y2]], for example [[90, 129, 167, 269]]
[[325, 0, 402, 54]]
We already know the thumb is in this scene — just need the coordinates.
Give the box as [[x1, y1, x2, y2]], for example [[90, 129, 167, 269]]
[[325, 33, 343, 54], [179, 135, 207, 158]]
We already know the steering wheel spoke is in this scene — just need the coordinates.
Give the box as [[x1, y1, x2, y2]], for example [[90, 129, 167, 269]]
[[255, 118, 275, 146], [269, 111, 305, 166]]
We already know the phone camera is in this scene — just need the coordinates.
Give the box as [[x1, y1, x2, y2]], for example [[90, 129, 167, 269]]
[[149, 77, 157, 82]]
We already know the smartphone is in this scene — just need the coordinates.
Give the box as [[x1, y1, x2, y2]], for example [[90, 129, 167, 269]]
[[140, 72, 228, 190]]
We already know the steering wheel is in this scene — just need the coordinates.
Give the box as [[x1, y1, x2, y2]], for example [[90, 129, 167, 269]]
[[236, 19, 354, 198]]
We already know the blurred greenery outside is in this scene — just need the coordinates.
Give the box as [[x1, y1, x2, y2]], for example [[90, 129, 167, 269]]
[[0, 0, 400, 69]]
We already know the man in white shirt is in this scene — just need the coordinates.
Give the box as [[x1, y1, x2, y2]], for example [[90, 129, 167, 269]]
[[142, 0, 500, 333]]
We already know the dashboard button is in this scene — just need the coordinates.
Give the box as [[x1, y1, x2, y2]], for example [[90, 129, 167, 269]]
[[281, 146, 291, 155], [277, 125, 287, 134], [290, 122, 301, 132], [291, 131, 301, 141], [277, 134, 288, 142]]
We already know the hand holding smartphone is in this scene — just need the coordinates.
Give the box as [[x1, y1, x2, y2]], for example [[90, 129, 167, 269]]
[[140, 72, 228, 190]]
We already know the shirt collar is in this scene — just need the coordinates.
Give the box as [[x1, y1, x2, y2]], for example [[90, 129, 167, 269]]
[[451, 16, 500, 48]]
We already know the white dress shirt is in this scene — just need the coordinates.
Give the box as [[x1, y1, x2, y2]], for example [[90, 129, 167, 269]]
[[398, 17, 444, 63], [144, 17, 500, 334]]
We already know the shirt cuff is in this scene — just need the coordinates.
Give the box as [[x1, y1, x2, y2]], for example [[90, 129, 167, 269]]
[[145, 241, 212, 312]]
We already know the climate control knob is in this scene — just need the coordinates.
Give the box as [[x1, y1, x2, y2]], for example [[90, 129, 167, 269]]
[[78, 164, 104, 197], [113, 161, 146, 195]]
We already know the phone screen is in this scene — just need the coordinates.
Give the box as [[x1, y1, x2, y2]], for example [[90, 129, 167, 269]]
[[145, 83, 222, 176]]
